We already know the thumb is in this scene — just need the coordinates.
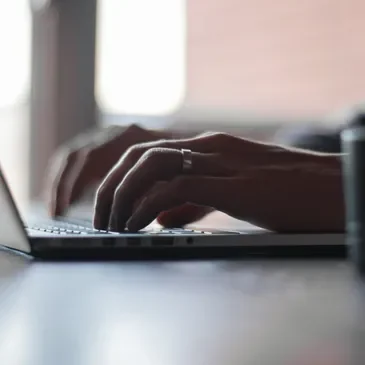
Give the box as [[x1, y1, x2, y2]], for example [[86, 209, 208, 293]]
[[157, 204, 213, 228]]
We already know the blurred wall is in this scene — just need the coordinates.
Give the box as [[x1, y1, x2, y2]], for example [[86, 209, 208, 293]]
[[186, 0, 365, 117], [0, 105, 29, 212], [0, 0, 30, 211]]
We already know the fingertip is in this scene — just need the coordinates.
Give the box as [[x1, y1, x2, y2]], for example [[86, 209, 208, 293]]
[[49, 202, 60, 218], [93, 214, 102, 230], [156, 212, 177, 227], [93, 206, 105, 230], [47, 186, 66, 218], [48, 208, 56, 219], [125, 218, 139, 233], [93, 210, 110, 230], [157, 216, 191, 228], [107, 213, 118, 232], [54, 201, 66, 218], [44, 188, 56, 218]]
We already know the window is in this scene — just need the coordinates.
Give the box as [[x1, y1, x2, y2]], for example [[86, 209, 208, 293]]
[[0, 0, 31, 210], [97, 0, 365, 124], [96, 0, 186, 116]]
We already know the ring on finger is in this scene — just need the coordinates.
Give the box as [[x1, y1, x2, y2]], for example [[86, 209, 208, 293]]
[[181, 149, 193, 173]]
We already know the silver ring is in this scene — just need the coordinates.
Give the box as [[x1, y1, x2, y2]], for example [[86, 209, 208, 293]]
[[181, 149, 192, 172]]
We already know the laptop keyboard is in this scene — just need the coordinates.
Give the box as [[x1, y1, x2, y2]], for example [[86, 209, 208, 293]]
[[27, 219, 210, 235], [28, 222, 109, 235]]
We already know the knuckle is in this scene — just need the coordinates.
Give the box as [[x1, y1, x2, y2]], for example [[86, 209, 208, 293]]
[[66, 146, 94, 166], [122, 124, 149, 141], [196, 131, 215, 138], [95, 184, 109, 202], [93, 126, 122, 146], [125, 123, 142, 134], [49, 147, 79, 174], [58, 146, 78, 161], [195, 131, 231, 147], [66, 149, 79, 161], [210, 132, 233, 149], [67, 133, 93, 150], [82, 146, 96, 161], [212, 132, 231, 142], [124, 144, 144, 161], [140, 148, 164, 164]]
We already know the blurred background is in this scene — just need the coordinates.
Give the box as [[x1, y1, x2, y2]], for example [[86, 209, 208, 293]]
[[1, 0, 365, 213]]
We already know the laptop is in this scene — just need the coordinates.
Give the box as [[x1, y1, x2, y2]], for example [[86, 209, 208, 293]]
[[0, 167, 346, 260]]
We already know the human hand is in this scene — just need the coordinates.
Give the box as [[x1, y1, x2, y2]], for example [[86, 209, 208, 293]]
[[93, 132, 333, 232], [45, 124, 170, 217]]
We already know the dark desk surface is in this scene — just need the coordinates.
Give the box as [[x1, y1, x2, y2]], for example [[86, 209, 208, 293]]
[[0, 249, 363, 365], [1, 208, 360, 364]]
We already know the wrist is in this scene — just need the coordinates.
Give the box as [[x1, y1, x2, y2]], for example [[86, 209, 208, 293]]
[[275, 144, 342, 171]]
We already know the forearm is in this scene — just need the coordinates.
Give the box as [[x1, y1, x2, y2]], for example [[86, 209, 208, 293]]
[[283, 153, 344, 232], [247, 149, 345, 232]]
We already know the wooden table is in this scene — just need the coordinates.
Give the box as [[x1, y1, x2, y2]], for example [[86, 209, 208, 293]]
[[1, 207, 360, 364], [0, 245, 363, 365]]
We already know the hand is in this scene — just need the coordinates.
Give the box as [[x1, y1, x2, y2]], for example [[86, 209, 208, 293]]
[[45, 124, 168, 217], [93, 132, 339, 232]]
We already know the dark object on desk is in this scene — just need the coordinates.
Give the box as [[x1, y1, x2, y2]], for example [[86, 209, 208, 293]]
[[341, 111, 365, 276]]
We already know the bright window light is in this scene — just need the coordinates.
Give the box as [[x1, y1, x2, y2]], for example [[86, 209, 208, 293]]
[[0, 0, 30, 108], [96, 0, 185, 115]]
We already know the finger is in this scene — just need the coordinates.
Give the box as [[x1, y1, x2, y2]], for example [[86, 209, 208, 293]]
[[46, 127, 126, 216], [62, 148, 101, 207], [130, 182, 211, 227], [104, 148, 231, 231], [93, 132, 231, 228], [106, 148, 182, 231], [131, 182, 212, 227], [47, 149, 80, 217], [126, 176, 230, 231], [61, 125, 151, 212], [157, 204, 213, 227], [132, 181, 167, 214]]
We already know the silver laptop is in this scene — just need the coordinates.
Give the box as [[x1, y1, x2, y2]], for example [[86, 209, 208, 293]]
[[0, 168, 345, 259]]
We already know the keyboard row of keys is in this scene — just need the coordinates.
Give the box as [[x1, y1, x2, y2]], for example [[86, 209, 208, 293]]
[[27, 219, 211, 235], [29, 226, 109, 235]]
